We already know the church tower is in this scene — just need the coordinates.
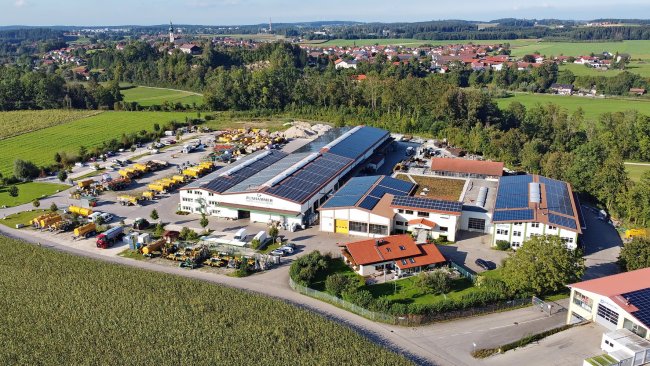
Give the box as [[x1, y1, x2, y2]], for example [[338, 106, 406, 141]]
[[169, 21, 175, 43]]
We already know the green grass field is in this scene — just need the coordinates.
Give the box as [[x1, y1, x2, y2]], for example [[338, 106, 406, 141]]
[[0, 182, 69, 207], [625, 163, 650, 182], [509, 40, 650, 58], [365, 275, 476, 305], [121, 86, 204, 107], [306, 38, 536, 47], [0, 237, 410, 365], [0, 111, 195, 177], [0, 209, 47, 227], [559, 61, 650, 78], [497, 93, 650, 122], [0, 110, 100, 140]]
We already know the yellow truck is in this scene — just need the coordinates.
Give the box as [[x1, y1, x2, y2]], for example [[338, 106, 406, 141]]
[[161, 178, 176, 188], [39, 215, 62, 229], [73, 223, 96, 238], [142, 191, 156, 200], [172, 175, 186, 184], [117, 195, 140, 206], [148, 183, 166, 193], [182, 168, 201, 178], [31, 213, 58, 226], [118, 169, 133, 179], [68, 205, 93, 217], [133, 163, 149, 173], [77, 179, 95, 189]]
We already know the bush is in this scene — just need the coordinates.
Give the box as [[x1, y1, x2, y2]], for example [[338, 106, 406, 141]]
[[250, 238, 261, 250], [14, 159, 39, 180], [414, 270, 451, 295], [495, 240, 511, 251], [179, 227, 199, 241], [324, 273, 356, 297], [289, 251, 330, 287]]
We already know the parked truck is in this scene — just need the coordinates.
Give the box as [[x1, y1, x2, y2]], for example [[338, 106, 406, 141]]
[[96, 226, 124, 249], [74, 223, 96, 239], [117, 195, 140, 206]]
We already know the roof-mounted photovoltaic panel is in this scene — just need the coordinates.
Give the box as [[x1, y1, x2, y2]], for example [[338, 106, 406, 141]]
[[493, 209, 534, 222], [477, 187, 488, 208], [495, 175, 533, 209], [621, 288, 650, 328], [540, 176, 575, 217], [320, 126, 362, 151], [392, 196, 463, 213], [263, 152, 320, 188], [218, 150, 274, 177], [376, 176, 415, 195], [529, 183, 541, 204], [327, 126, 389, 159], [547, 213, 577, 230], [358, 196, 381, 211], [320, 176, 381, 209]]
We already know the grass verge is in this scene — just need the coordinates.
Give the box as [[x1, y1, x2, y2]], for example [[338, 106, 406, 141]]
[[0, 182, 69, 207], [0, 209, 48, 228], [471, 323, 575, 358]]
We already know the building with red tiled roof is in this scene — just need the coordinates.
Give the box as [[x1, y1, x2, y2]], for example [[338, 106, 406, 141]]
[[340, 234, 446, 276], [430, 157, 504, 180], [567, 268, 650, 363]]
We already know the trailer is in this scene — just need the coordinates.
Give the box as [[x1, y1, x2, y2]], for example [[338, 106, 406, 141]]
[[106, 178, 131, 191], [117, 195, 140, 206], [142, 191, 156, 200], [77, 179, 95, 189], [141, 239, 166, 256], [96, 226, 124, 249], [74, 223, 96, 239], [68, 205, 93, 217]]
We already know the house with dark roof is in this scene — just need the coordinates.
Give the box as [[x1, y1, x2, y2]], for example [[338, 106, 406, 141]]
[[340, 234, 446, 276], [568, 268, 650, 365], [491, 174, 583, 250]]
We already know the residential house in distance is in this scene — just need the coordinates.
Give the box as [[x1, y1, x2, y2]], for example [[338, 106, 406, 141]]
[[567, 268, 650, 366], [430, 158, 504, 180], [491, 174, 583, 249], [550, 83, 574, 96], [630, 88, 647, 96], [179, 44, 201, 55], [334, 59, 358, 69], [340, 234, 446, 276]]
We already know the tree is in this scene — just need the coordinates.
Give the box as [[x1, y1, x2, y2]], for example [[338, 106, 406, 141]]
[[619, 239, 650, 271], [13, 159, 39, 180], [57, 170, 68, 182], [8, 185, 19, 197], [414, 269, 451, 295], [268, 225, 279, 241], [153, 123, 160, 132], [32, 199, 40, 208], [50, 202, 58, 212], [325, 274, 357, 297], [54, 152, 62, 164], [199, 213, 209, 232], [150, 209, 159, 222], [502, 235, 585, 295]]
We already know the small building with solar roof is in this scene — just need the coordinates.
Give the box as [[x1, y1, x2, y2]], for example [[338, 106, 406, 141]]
[[491, 174, 584, 250], [567, 268, 650, 365], [178, 126, 390, 228]]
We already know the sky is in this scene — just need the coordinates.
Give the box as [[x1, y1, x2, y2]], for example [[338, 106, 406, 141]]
[[2, 0, 650, 26]]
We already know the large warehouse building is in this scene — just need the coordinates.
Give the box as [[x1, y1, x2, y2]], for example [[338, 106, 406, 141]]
[[179, 126, 390, 228]]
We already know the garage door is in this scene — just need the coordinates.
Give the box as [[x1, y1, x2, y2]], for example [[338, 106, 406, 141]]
[[468, 218, 486, 231], [335, 220, 349, 234]]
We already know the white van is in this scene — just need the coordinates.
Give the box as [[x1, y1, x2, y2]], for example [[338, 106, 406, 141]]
[[233, 228, 247, 241], [253, 231, 268, 244], [87, 212, 103, 223]]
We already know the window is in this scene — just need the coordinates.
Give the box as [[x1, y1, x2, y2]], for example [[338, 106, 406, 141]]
[[398, 209, 404, 214], [417, 211, 430, 218], [208, 193, 214, 197], [349, 221, 368, 233], [561, 237, 574, 244], [439, 226, 448, 232], [531, 223, 540, 228], [369, 224, 388, 235], [468, 218, 486, 230], [513, 231, 522, 237], [597, 304, 619, 325], [496, 229, 509, 235], [572, 291, 593, 312], [399, 245, 406, 251], [623, 318, 648, 338], [514, 222, 523, 226], [405, 210, 414, 215], [548, 226, 557, 230], [401, 259, 408, 265], [511, 242, 521, 248], [395, 221, 405, 226], [409, 258, 416, 264]]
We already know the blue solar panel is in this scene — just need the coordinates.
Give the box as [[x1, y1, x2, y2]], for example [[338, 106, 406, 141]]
[[495, 175, 534, 209], [493, 209, 534, 222], [201, 151, 286, 193], [622, 288, 650, 328], [327, 126, 389, 159], [358, 196, 380, 210], [377, 176, 414, 194], [548, 213, 577, 230], [392, 196, 463, 213], [539, 177, 574, 217]]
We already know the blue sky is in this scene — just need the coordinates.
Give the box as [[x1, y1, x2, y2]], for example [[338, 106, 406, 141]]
[[3, 0, 650, 26]]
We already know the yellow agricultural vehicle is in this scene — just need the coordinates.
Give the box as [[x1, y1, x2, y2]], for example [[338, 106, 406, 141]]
[[31, 213, 58, 226], [68, 205, 93, 217], [73, 223, 96, 238], [117, 195, 140, 206], [148, 183, 166, 193], [141, 239, 166, 256], [77, 179, 95, 189], [182, 167, 201, 178], [39, 215, 62, 229], [133, 163, 149, 173], [171, 175, 186, 184], [142, 191, 156, 200]]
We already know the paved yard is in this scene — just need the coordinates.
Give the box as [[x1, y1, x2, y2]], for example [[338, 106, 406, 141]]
[[438, 231, 508, 273], [579, 204, 622, 279]]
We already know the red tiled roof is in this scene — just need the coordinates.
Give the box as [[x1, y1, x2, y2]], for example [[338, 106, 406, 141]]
[[343, 234, 421, 266], [569, 268, 650, 297], [407, 218, 436, 228], [395, 244, 446, 270], [430, 157, 504, 176]]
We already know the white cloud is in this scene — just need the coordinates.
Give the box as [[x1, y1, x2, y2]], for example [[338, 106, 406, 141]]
[[14, 0, 26, 7]]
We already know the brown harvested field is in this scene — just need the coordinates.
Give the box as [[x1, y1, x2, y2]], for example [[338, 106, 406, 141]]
[[395, 174, 465, 201]]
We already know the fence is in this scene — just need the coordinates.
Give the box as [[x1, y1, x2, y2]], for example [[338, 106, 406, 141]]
[[289, 277, 531, 326]]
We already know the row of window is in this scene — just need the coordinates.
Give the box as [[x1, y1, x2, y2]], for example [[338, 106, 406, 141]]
[[397, 209, 444, 218], [185, 190, 215, 197], [512, 222, 561, 231], [348, 221, 388, 235]]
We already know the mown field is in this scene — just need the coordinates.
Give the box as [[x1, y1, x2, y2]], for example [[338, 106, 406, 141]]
[[0, 182, 69, 208], [509, 40, 650, 58], [0, 237, 411, 365], [625, 163, 650, 182], [558, 62, 650, 78], [121, 86, 204, 106], [0, 111, 195, 177], [496, 93, 650, 122], [307, 38, 536, 47], [0, 110, 100, 140]]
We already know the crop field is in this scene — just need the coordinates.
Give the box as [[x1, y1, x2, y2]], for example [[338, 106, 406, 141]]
[[496, 93, 650, 122], [0, 182, 69, 208], [0, 237, 411, 365], [509, 40, 650, 58], [306, 38, 536, 47], [121, 86, 204, 107], [0, 111, 195, 177], [625, 163, 650, 182], [395, 174, 465, 201], [0, 110, 100, 140]]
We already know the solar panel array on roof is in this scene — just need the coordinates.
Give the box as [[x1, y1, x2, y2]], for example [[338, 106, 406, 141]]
[[548, 213, 577, 230], [539, 176, 574, 216], [493, 209, 534, 222], [321, 176, 380, 209], [321, 175, 414, 210], [226, 152, 311, 193], [392, 196, 463, 213], [358, 196, 380, 210], [623, 288, 650, 328], [264, 153, 353, 203], [327, 126, 388, 159], [201, 151, 286, 193], [495, 175, 533, 209]]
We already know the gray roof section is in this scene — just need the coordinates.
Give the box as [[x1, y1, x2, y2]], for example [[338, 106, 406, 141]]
[[226, 152, 312, 193]]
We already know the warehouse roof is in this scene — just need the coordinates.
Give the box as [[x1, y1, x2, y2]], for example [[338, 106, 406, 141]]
[[430, 158, 504, 177], [321, 175, 415, 211], [492, 175, 582, 233]]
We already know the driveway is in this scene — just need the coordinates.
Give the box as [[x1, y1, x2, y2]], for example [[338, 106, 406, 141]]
[[579, 204, 622, 279], [438, 231, 508, 273]]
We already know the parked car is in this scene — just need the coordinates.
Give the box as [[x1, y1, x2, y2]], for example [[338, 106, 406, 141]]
[[100, 213, 114, 223], [475, 258, 490, 271], [270, 249, 285, 257], [279, 246, 294, 254]]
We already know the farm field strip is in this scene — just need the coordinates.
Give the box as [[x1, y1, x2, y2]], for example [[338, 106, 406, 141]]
[[0, 111, 195, 177], [121, 86, 204, 106], [509, 40, 650, 58], [0, 110, 100, 140]]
